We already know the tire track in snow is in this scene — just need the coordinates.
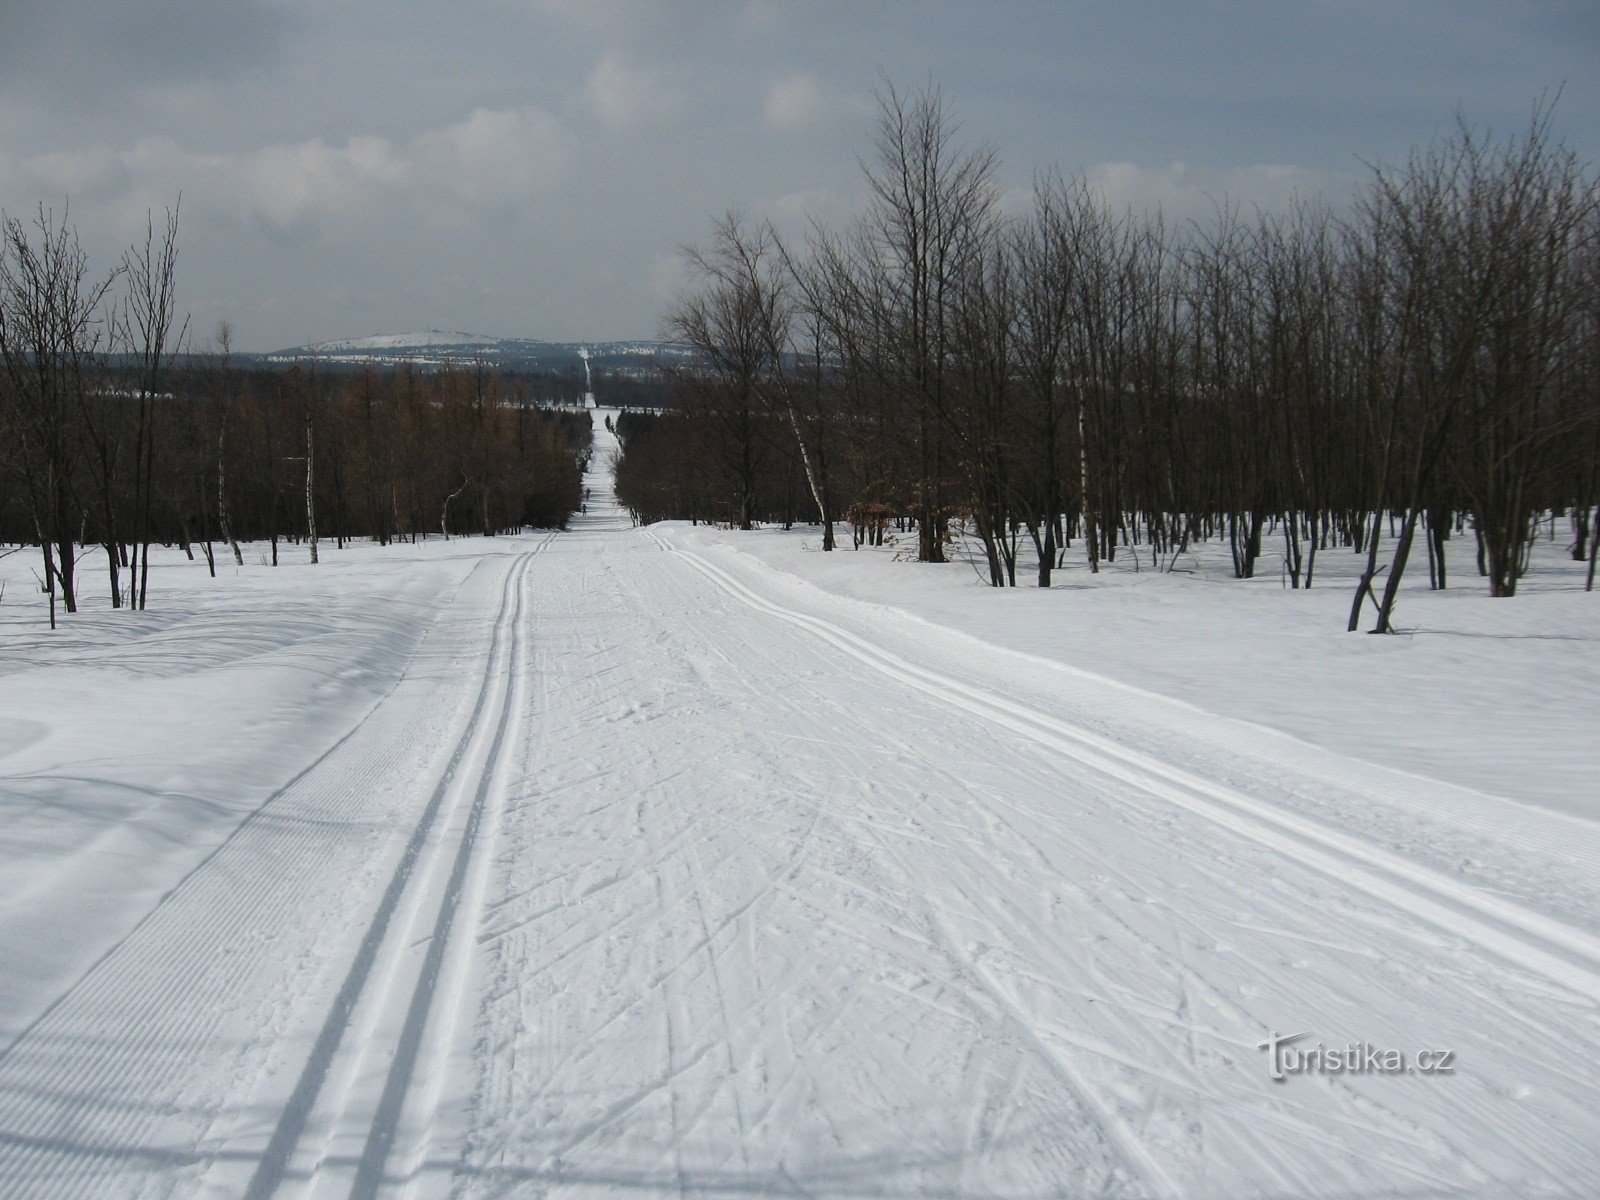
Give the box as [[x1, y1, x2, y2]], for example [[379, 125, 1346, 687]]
[[650, 532, 1600, 1010]]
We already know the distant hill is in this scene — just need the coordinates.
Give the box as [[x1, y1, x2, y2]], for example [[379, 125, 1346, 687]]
[[265, 331, 693, 375]]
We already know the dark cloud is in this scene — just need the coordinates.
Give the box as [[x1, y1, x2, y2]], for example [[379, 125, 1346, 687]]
[[0, 0, 299, 91], [1533, 0, 1600, 51]]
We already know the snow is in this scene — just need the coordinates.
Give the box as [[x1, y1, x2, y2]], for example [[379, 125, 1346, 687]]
[[668, 518, 1600, 820], [269, 334, 692, 365], [0, 538, 507, 1030], [0, 413, 1597, 1198], [310, 331, 500, 353]]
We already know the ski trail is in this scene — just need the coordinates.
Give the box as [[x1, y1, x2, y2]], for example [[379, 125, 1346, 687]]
[[649, 531, 1600, 1008], [6, 406, 1598, 1199], [233, 538, 543, 1200], [855, 808, 1182, 1199], [435, 413, 1598, 1197], [347, 535, 534, 1200], [0, 538, 546, 1200], [447, 431, 1144, 1198], [0, 557, 494, 1072]]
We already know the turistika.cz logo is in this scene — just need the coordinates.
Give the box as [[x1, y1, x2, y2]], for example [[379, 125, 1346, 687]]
[[1258, 1032, 1456, 1082]]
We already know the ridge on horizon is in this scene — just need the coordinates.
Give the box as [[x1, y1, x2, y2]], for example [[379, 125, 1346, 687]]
[[267, 330, 692, 362]]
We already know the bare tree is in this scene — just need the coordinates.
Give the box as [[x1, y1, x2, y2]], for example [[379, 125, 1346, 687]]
[[862, 82, 999, 563], [0, 206, 116, 626], [118, 203, 185, 610], [666, 215, 779, 531], [638, 86, 1598, 626], [214, 321, 245, 566]]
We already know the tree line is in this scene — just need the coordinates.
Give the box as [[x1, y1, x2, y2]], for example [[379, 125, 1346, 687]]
[[619, 87, 1599, 631], [0, 206, 588, 627]]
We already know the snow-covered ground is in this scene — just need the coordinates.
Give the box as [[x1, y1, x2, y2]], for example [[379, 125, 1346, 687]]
[[1, 412, 1597, 1199], [0, 535, 522, 1030], [669, 517, 1599, 820]]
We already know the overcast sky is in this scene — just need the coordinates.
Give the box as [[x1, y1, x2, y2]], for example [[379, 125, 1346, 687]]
[[2, 1, 1595, 351]]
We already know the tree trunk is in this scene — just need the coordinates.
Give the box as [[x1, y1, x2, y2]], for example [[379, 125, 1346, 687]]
[[218, 428, 243, 566], [1372, 502, 1423, 634], [306, 414, 319, 565]]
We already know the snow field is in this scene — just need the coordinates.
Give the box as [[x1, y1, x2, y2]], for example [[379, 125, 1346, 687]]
[[0, 410, 1595, 1198]]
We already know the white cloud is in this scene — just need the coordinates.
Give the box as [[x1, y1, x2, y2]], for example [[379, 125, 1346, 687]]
[[1084, 161, 1352, 225], [996, 184, 1035, 220], [413, 107, 567, 218], [15, 144, 126, 200], [763, 73, 824, 130], [762, 72, 863, 132], [582, 52, 683, 132], [232, 135, 403, 228], [6, 105, 569, 237], [767, 186, 849, 231]]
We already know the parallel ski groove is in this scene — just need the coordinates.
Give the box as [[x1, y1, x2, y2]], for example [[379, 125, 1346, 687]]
[[652, 533, 1600, 1007], [243, 539, 540, 1200], [347, 539, 534, 1198], [0, 537, 550, 1200]]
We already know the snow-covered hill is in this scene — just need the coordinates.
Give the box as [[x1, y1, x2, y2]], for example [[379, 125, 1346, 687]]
[[267, 331, 692, 372], [309, 330, 500, 353]]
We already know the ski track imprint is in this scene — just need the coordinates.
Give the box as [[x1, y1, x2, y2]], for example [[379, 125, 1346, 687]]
[[1, 411, 1597, 1200]]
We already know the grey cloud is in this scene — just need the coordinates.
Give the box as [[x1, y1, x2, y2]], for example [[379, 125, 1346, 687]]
[[1, 1, 1594, 351], [0, 0, 299, 88]]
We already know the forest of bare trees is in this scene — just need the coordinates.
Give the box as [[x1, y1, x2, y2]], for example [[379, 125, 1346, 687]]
[[0, 206, 588, 627], [617, 87, 1599, 631]]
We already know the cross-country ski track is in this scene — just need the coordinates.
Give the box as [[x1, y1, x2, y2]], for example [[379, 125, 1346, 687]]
[[1, 408, 1597, 1199]]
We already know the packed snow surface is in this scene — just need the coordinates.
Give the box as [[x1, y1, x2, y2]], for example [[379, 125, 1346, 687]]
[[0, 410, 1596, 1199], [672, 516, 1600, 821]]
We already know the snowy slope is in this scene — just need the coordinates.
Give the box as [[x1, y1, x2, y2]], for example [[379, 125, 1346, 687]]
[[310, 331, 500, 353], [667, 519, 1600, 821], [0, 538, 517, 1031], [265, 333, 692, 371], [0, 413, 1596, 1198]]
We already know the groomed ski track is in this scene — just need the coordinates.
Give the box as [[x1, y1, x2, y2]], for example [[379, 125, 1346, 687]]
[[0, 409, 1596, 1199]]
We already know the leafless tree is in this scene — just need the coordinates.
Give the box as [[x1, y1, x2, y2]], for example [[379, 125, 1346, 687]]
[[117, 203, 186, 610], [0, 206, 116, 626]]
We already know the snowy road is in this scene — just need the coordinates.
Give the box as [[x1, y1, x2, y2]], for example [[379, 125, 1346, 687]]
[[2, 410, 1598, 1199]]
